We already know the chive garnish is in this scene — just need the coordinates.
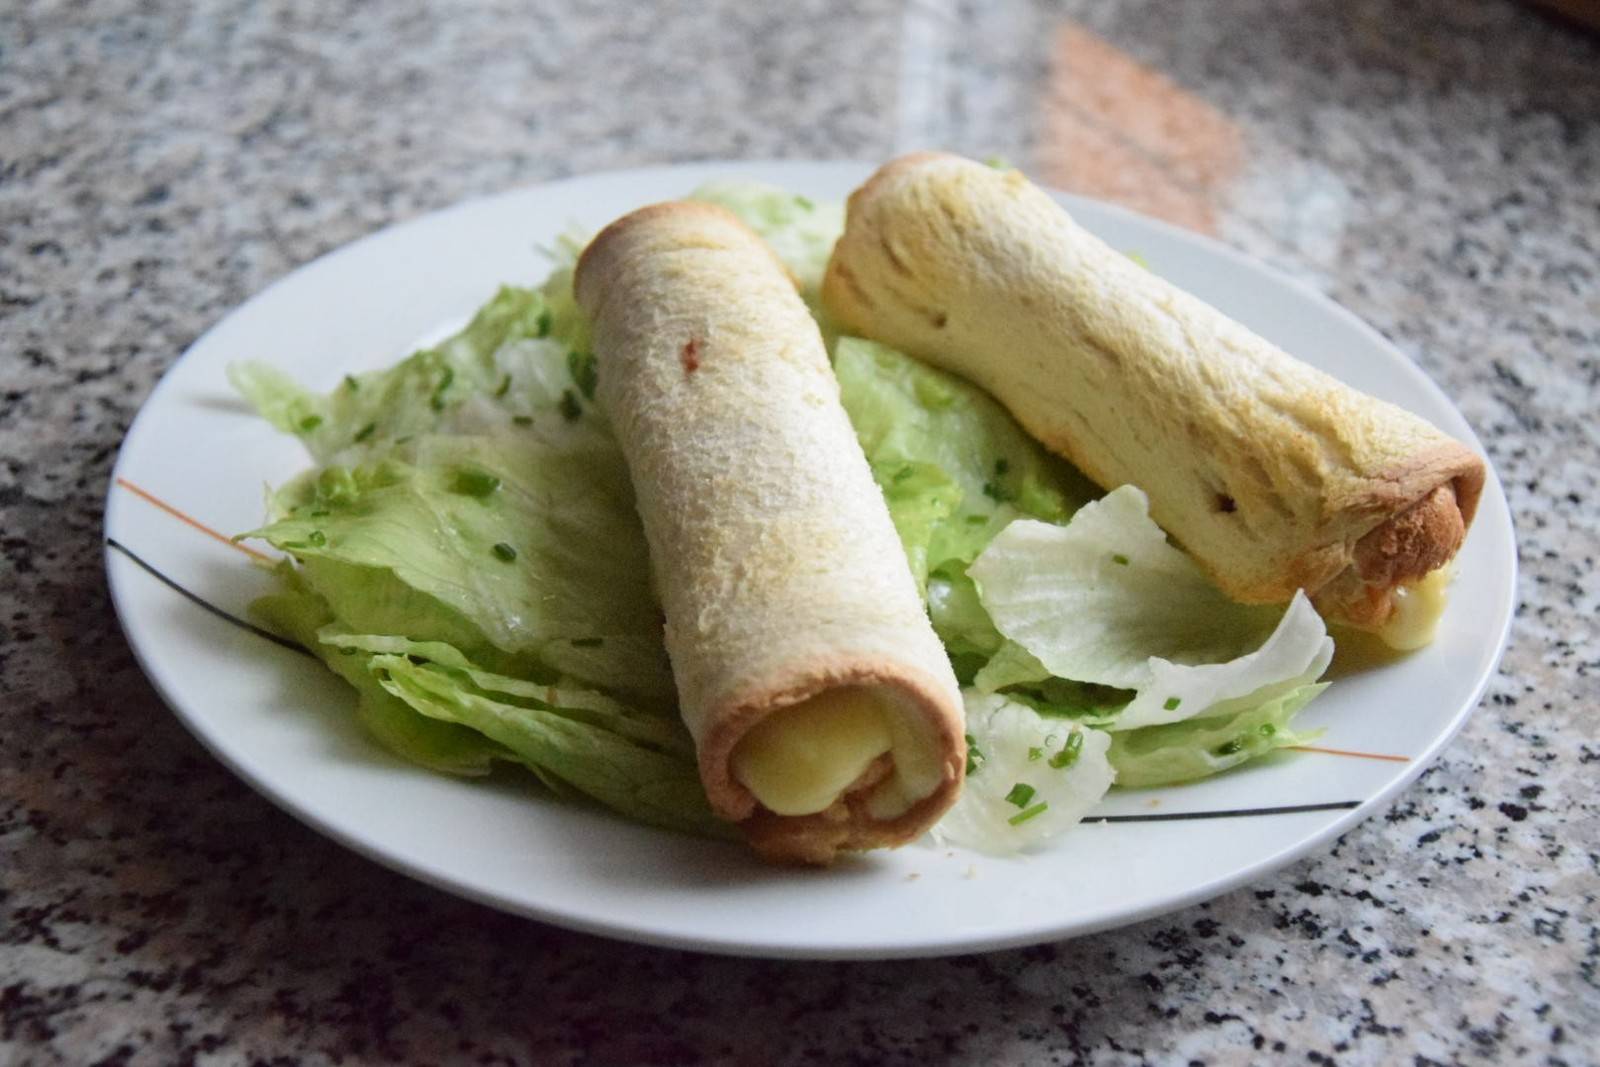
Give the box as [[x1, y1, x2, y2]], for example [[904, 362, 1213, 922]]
[[1028, 746, 1044, 762], [512, 414, 534, 426], [1004, 782, 1036, 809], [306, 530, 326, 547], [536, 310, 553, 337], [430, 366, 455, 410], [1008, 801, 1048, 826], [965, 514, 989, 526], [558, 389, 582, 421], [571, 637, 604, 648], [1213, 738, 1244, 756], [795, 194, 814, 209], [964, 733, 985, 776], [982, 458, 1015, 502], [344, 374, 359, 391], [1112, 553, 1130, 566], [298, 414, 322, 432], [451, 467, 501, 497], [1163, 696, 1182, 711], [891, 465, 915, 484], [353, 422, 377, 443], [1048, 731, 1083, 769], [1259, 723, 1277, 737], [494, 374, 512, 398], [568, 350, 597, 400], [491, 542, 518, 562]]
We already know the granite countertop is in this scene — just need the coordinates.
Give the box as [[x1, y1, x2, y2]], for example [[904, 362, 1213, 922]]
[[3, 0, 1596, 1062]]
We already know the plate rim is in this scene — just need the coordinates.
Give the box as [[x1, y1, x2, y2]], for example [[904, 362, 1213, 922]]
[[104, 158, 1518, 959]]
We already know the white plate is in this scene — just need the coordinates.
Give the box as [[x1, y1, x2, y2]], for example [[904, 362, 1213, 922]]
[[105, 161, 1515, 959]]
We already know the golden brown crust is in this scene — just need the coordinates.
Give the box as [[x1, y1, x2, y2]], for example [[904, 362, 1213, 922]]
[[824, 153, 1486, 637], [576, 200, 966, 864]]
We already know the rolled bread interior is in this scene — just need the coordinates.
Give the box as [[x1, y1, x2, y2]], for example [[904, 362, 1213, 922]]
[[822, 153, 1486, 648], [574, 201, 966, 864]]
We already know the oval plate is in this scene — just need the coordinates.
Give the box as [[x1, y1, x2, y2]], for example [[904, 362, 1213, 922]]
[[105, 161, 1515, 959]]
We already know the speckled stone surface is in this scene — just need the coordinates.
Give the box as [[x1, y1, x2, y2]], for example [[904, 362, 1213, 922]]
[[3, 0, 1597, 1063]]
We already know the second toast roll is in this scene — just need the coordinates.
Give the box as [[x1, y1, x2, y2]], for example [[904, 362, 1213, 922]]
[[574, 202, 965, 864], [822, 153, 1485, 644]]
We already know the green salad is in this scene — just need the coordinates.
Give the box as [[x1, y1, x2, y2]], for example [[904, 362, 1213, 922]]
[[233, 183, 1332, 855]]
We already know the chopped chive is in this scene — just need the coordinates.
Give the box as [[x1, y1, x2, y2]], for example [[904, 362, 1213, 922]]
[[1028, 746, 1044, 762], [1112, 553, 1130, 566], [343, 374, 359, 391], [1008, 801, 1048, 826], [494, 374, 512, 398], [795, 194, 815, 209], [558, 389, 582, 421], [338, 646, 359, 656], [567, 350, 597, 400], [308, 509, 330, 518], [306, 530, 326, 547], [571, 637, 604, 648], [964, 733, 986, 776], [1163, 696, 1182, 711], [430, 366, 455, 410], [1048, 731, 1084, 769], [981, 458, 1016, 502], [298, 414, 323, 432], [984, 155, 1012, 170], [1259, 723, 1277, 737], [1003, 782, 1036, 809], [891, 464, 916, 484], [451, 467, 501, 497], [512, 414, 534, 426], [1213, 738, 1245, 757], [536, 309, 553, 337], [965, 514, 989, 526], [353, 421, 377, 443], [491, 542, 518, 562]]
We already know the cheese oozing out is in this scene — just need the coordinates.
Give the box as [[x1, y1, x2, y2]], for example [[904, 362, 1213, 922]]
[[730, 686, 943, 819], [1376, 566, 1453, 651]]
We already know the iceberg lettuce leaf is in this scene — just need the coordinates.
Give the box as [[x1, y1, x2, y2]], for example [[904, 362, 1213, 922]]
[[969, 485, 1332, 730], [934, 691, 1115, 853], [251, 566, 508, 776], [835, 336, 1096, 584], [244, 431, 672, 701], [372, 652, 726, 836], [1106, 684, 1326, 788]]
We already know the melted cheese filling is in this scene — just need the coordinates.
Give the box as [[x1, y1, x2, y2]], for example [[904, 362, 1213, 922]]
[[1377, 566, 1453, 650], [730, 687, 940, 819]]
